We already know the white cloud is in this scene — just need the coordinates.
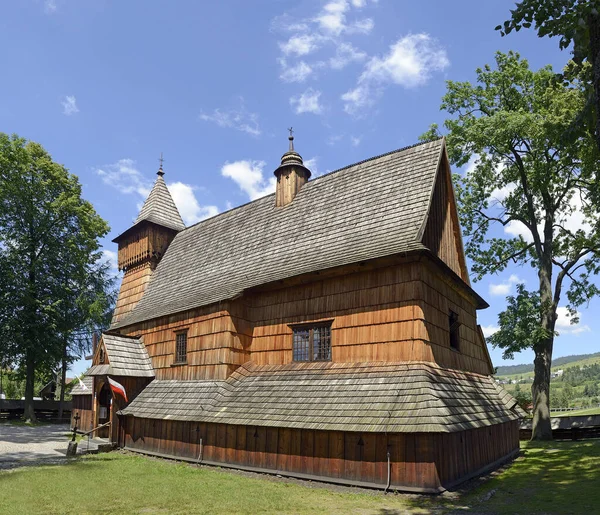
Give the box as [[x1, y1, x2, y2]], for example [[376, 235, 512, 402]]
[[327, 134, 344, 145], [168, 182, 218, 224], [350, 135, 362, 146], [96, 159, 216, 226], [199, 98, 261, 136], [221, 160, 276, 201], [481, 325, 500, 338], [101, 249, 119, 273], [96, 159, 151, 198], [329, 42, 367, 70], [315, 0, 349, 35], [342, 34, 449, 114], [290, 88, 323, 114], [278, 59, 315, 83], [279, 34, 321, 56], [44, 0, 57, 14], [304, 157, 319, 176], [556, 307, 591, 335], [347, 18, 374, 34], [489, 274, 523, 296], [490, 183, 517, 203], [61, 95, 79, 116], [274, 0, 376, 86]]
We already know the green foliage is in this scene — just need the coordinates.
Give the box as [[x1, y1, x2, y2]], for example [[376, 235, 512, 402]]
[[498, 1, 600, 153], [496, 0, 598, 61], [563, 363, 600, 386], [0, 133, 113, 411], [427, 51, 600, 437], [488, 284, 549, 359], [427, 51, 600, 350]]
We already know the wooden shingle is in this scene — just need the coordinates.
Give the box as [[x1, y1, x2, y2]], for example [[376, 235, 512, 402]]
[[112, 140, 444, 329], [119, 361, 521, 433]]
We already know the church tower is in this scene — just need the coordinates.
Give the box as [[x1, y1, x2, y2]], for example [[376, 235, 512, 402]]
[[111, 159, 184, 325], [273, 130, 311, 207]]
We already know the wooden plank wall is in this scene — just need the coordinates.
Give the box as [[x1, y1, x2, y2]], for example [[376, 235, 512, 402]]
[[116, 224, 176, 271], [248, 259, 491, 375], [112, 261, 155, 324], [422, 155, 468, 283], [71, 396, 93, 433], [121, 417, 519, 491], [120, 256, 491, 378], [418, 265, 491, 374], [123, 303, 252, 380]]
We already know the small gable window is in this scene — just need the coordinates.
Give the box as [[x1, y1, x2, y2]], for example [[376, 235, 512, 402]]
[[175, 331, 188, 364], [449, 310, 461, 351], [99, 346, 105, 364], [292, 323, 332, 362]]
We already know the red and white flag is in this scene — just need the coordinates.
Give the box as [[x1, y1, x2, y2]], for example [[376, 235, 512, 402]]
[[107, 377, 128, 403]]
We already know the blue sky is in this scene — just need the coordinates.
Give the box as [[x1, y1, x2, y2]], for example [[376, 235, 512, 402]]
[[2, 1, 598, 376]]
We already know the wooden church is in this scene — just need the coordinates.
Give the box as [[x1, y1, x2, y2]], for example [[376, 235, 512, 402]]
[[80, 137, 523, 492]]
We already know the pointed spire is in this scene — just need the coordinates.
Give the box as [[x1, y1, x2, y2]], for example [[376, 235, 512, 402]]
[[157, 152, 165, 177], [278, 128, 309, 170], [134, 159, 185, 232]]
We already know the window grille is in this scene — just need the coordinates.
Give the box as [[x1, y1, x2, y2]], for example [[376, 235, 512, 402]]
[[292, 323, 331, 362], [449, 310, 461, 351], [175, 331, 188, 363]]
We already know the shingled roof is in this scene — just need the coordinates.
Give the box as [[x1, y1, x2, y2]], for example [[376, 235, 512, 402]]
[[112, 139, 445, 329], [88, 334, 155, 378], [120, 361, 521, 433], [70, 373, 93, 396], [134, 174, 185, 232]]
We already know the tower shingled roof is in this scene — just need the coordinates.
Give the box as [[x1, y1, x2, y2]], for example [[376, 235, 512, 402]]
[[134, 173, 185, 232]]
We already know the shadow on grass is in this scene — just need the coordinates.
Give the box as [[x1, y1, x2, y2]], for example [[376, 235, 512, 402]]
[[439, 440, 600, 514]]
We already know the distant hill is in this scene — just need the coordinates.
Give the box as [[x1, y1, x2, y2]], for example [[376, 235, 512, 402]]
[[495, 352, 600, 377]]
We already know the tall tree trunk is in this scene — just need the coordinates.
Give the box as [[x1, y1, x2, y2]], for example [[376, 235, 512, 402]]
[[23, 351, 36, 423], [58, 344, 67, 420], [588, 13, 600, 153], [531, 259, 555, 440], [531, 342, 553, 440]]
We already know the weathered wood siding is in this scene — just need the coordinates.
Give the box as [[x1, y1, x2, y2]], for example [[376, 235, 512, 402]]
[[121, 304, 252, 380], [112, 262, 155, 324], [418, 265, 493, 375], [118, 255, 491, 378], [71, 395, 93, 433], [116, 223, 176, 271], [422, 153, 469, 283], [120, 417, 519, 491]]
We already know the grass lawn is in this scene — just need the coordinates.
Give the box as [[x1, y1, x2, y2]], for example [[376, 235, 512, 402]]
[[0, 440, 598, 514], [554, 406, 600, 417]]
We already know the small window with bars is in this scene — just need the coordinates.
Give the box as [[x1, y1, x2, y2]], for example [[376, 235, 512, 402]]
[[292, 323, 332, 362], [449, 310, 461, 351], [175, 331, 188, 364]]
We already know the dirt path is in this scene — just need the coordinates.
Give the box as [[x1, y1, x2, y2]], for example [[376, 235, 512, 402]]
[[0, 423, 70, 469]]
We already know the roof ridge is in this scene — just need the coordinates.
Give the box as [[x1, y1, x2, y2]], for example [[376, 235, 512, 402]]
[[180, 138, 443, 233]]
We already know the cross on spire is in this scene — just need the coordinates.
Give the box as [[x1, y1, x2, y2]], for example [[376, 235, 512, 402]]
[[287, 127, 294, 151], [157, 152, 165, 176]]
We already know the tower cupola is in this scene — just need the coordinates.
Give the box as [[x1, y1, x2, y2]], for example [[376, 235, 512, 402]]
[[273, 129, 311, 207]]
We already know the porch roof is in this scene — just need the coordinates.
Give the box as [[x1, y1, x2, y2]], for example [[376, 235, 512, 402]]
[[88, 334, 155, 378]]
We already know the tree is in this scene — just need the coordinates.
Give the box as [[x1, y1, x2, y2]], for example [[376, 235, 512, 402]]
[[422, 52, 600, 439], [497, 0, 600, 151], [54, 264, 115, 419], [0, 134, 110, 421]]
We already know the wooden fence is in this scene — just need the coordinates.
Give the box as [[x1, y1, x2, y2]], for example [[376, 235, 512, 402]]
[[0, 399, 72, 422]]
